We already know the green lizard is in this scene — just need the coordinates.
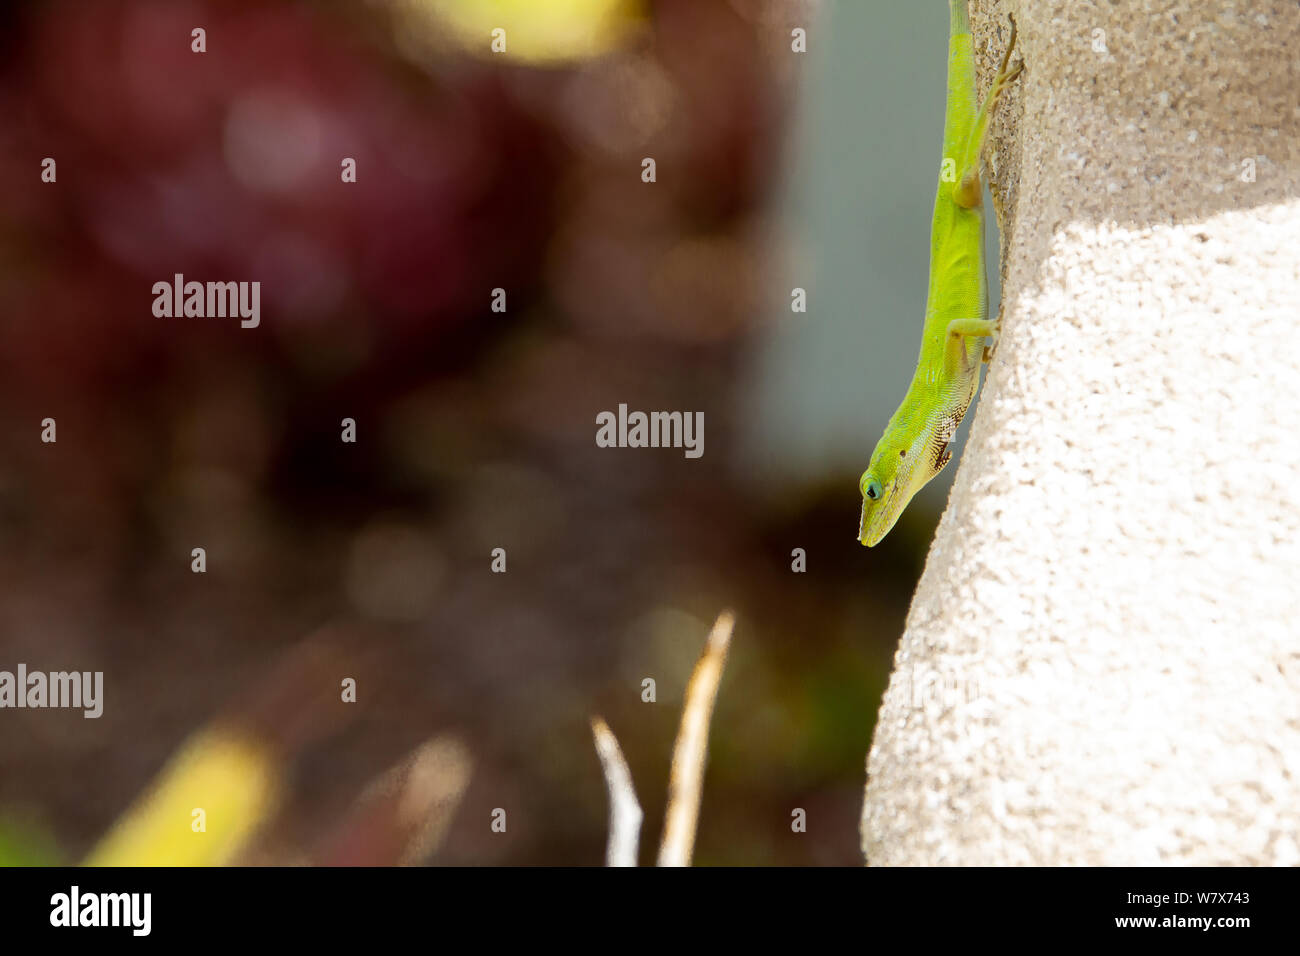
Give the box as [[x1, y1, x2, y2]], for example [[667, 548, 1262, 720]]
[[858, 1, 1022, 547]]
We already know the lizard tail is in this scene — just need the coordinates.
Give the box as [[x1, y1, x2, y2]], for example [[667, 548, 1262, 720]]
[[949, 0, 970, 37]]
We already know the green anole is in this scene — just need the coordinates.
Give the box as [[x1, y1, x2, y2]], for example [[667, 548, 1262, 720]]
[[858, 2, 1022, 547]]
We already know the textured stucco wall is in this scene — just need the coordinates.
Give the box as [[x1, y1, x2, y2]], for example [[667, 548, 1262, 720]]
[[863, 0, 1300, 864]]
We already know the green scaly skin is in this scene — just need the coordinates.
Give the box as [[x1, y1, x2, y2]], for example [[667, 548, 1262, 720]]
[[858, 1, 1022, 546]]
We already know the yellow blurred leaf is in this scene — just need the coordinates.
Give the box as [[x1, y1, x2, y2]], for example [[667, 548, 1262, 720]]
[[405, 0, 644, 64], [84, 730, 277, 867]]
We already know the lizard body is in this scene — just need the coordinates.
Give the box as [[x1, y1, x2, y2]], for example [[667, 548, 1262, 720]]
[[858, 1, 1022, 546]]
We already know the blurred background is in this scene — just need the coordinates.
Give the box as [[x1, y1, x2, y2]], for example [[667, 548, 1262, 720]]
[[0, 0, 995, 865]]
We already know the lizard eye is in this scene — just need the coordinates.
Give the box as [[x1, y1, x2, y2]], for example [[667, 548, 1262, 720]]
[[863, 478, 883, 501]]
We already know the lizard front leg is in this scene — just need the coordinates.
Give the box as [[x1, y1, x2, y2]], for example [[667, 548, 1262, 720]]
[[983, 302, 1003, 364], [944, 318, 997, 376]]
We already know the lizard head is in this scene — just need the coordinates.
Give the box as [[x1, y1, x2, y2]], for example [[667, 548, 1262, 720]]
[[858, 427, 954, 547]]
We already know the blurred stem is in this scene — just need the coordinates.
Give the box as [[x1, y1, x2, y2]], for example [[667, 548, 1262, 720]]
[[657, 610, 734, 867], [591, 716, 642, 867]]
